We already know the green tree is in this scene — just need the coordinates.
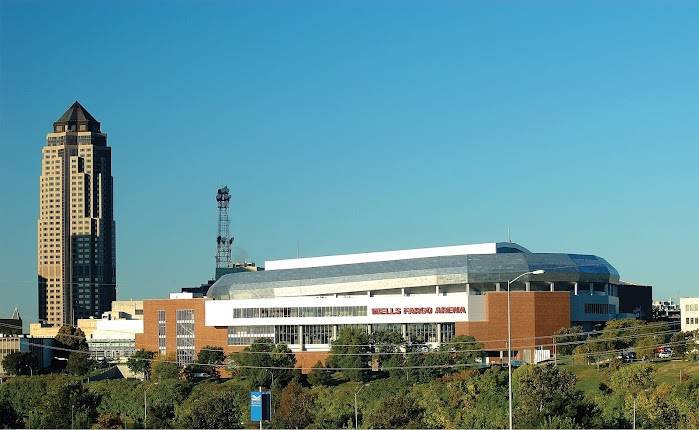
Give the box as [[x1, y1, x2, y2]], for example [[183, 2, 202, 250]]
[[363, 390, 424, 428], [0, 397, 20, 429], [275, 381, 315, 429], [144, 379, 192, 428], [326, 327, 371, 382], [89, 379, 145, 428], [369, 330, 405, 379], [513, 364, 583, 428], [309, 384, 355, 429], [553, 326, 585, 355], [36, 378, 98, 429], [54, 325, 89, 367], [1, 351, 38, 376], [228, 338, 297, 389], [176, 383, 245, 429], [307, 361, 333, 386], [670, 331, 688, 357], [66, 351, 93, 376], [193, 345, 225, 377], [127, 349, 154, 379], [609, 362, 656, 395], [151, 355, 180, 380]]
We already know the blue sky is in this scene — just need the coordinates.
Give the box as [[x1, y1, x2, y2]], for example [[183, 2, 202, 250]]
[[1, 0, 697, 323]]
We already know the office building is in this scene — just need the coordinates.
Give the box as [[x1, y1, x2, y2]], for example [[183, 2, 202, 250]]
[[680, 297, 699, 333], [37, 101, 116, 325]]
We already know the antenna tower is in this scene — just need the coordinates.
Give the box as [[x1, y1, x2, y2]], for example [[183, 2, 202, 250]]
[[215, 186, 234, 277]]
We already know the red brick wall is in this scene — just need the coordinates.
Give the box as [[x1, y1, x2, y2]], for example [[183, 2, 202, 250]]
[[456, 292, 570, 352]]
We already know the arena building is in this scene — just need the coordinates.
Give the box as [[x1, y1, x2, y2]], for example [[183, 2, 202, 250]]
[[135, 242, 650, 369]]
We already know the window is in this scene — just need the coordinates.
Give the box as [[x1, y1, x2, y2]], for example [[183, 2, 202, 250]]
[[303, 325, 333, 345], [233, 306, 367, 319], [406, 323, 439, 343], [585, 303, 614, 314], [175, 309, 194, 365], [275, 325, 299, 345], [227, 325, 274, 345], [158, 310, 166, 354]]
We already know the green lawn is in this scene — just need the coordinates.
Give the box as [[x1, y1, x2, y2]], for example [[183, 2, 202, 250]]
[[560, 360, 699, 397]]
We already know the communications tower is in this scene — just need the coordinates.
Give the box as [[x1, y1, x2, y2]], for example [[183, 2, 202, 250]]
[[215, 186, 234, 279]]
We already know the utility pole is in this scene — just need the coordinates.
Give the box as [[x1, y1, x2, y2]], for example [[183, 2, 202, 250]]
[[633, 396, 636, 430]]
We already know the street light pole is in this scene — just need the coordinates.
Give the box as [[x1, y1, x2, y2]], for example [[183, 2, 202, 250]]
[[507, 269, 545, 430]]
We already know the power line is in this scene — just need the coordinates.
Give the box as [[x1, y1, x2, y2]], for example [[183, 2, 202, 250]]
[[6, 321, 682, 358]]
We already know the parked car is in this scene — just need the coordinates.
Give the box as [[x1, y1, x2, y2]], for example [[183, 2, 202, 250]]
[[657, 350, 672, 359]]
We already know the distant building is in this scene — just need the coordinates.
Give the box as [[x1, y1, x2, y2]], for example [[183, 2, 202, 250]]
[[617, 282, 653, 320], [0, 336, 54, 376], [653, 298, 681, 320], [29, 301, 144, 362], [680, 297, 699, 332], [38, 101, 116, 325], [0, 308, 22, 336]]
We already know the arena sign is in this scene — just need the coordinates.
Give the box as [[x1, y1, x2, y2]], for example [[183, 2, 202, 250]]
[[371, 306, 466, 315]]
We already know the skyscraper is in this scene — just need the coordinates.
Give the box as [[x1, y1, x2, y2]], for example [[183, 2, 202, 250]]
[[38, 102, 116, 325]]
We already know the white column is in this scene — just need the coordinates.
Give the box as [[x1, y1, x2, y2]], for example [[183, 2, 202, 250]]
[[367, 290, 372, 297], [495, 282, 501, 292], [298, 325, 304, 350], [573, 282, 578, 295], [466, 283, 470, 295], [437, 323, 442, 343], [401, 324, 407, 339], [332, 325, 337, 340], [401, 288, 406, 296], [435, 285, 440, 295], [549, 282, 555, 292], [525, 282, 531, 292]]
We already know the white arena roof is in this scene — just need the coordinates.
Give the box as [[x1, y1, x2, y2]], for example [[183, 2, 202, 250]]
[[264, 242, 530, 271]]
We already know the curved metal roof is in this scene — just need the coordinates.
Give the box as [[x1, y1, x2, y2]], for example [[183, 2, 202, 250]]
[[208, 251, 619, 300]]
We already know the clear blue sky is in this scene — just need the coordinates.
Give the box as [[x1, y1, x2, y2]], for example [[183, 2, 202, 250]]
[[1, 0, 697, 323]]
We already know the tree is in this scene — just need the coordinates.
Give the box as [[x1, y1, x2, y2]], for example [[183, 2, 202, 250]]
[[140, 379, 192, 428], [326, 327, 371, 382], [228, 338, 297, 389], [151, 354, 180, 380], [1, 351, 38, 376], [513, 364, 583, 428], [275, 381, 315, 429], [54, 326, 88, 364], [307, 361, 333, 386], [553, 326, 585, 355], [176, 385, 244, 429], [66, 351, 93, 376], [363, 390, 424, 428], [189, 345, 225, 378], [609, 362, 656, 395], [94, 412, 124, 429], [127, 349, 154, 379], [0, 397, 20, 429], [670, 331, 688, 357]]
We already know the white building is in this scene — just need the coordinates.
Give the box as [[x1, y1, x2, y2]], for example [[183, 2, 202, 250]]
[[680, 297, 699, 332]]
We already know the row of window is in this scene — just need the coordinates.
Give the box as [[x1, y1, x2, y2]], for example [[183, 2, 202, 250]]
[[232, 306, 367, 319], [685, 304, 699, 312], [687, 317, 699, 325], [584, 303, 616, 314], [226, 323, 457, 346]]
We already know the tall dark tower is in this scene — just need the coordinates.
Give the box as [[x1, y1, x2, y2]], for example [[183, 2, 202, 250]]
[[215, 186, 233, 279], [38, 102, 116, 325]]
